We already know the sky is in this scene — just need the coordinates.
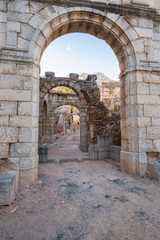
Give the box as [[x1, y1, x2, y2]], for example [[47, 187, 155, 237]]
[[40, 33, 120, 81]]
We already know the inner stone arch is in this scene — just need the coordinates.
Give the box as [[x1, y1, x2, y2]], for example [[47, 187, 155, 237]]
[[39, 77, 94, 151]]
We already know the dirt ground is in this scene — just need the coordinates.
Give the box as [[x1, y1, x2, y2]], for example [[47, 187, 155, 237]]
[[48, 133, 88, 160], [0, 135, 160, 240]]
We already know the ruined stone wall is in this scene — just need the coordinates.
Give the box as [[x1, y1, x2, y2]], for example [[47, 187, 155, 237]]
[[103, 114, 121, 146], [39, 73, 109, 149], [102, 82, 120, 113]]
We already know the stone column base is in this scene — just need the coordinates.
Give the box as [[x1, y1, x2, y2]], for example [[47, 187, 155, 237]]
[[120, 151, 147, 176], [9, 156, 39, 188]]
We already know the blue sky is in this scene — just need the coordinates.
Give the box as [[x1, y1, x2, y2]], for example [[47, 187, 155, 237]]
[[40, 33, 120, 81]]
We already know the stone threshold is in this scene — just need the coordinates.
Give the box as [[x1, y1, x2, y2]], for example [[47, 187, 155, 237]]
[[0, 170, 19, 206]]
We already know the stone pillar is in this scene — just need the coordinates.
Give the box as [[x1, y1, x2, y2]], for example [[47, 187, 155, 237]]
[[120, 70, 160, 176], [0, 58, 39, 188], [80, 107, 88, 152], [43, 96, 54, 144]]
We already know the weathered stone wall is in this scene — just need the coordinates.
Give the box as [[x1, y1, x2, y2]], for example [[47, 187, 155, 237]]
[[103, 114, 121, 146], [102, 81, 120, 113], [0, 0, 160, 188]]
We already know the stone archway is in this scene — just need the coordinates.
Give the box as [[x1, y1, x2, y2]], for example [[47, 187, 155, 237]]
[[41, 91, 81, 145], [28, 7, 147, 179], [39, 74, 101, 152], [1, 1, 160, 188]]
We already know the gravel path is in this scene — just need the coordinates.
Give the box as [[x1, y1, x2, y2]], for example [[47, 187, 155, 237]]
[[0, 160, 160, 240], [48, 133, 88, 160]]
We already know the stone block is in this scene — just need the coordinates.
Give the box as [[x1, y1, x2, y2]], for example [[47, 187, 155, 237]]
[[0, 32, 6, 46], [10, 143, 38, 158], [20, 156, 39, 170], [7, 21, 20, 32], [147, 163, 160, 182], [0, 127, 18, 143], [86, 75, 97, 81], [7, 10, 33, 23], [110, 152, 121, 162], [144, 105, 160, 117], [98, 146, 110, 152], [94, 144, 99, 152], [137, 117, 151, 127], [98, 151, 110, 160], [20, 23, 36, 41], [152, 118, 160, 126], [97, 135, 113, 147], [135, 27, 153, 38], [128, 105, 144, 118], [36, 32, 46, 47], [17, 37, 30, 49], [7, 32, 17, 46], [0, 12, 7, 22], [0, 1, 7, 11], [129, 82, 149, 95], [110, 145, 121, 162], [0, 144, 9, 158], [0, 61, 17, 74], [0, 75, 23, 89], [153, 140, 160, 152], [110, 145, 121, 153], [9, 116, 38, 128], [143, 72, 160, 84], [45, 72, 55, 78], [8, 158, 20, 171], [80, 143, 89, 152], [18, 102, 39, 116], [29, 13, 45, 29], [0, 23, 6, 33], [41, 23, 52, 39], [137, 95, 159, 105], [0, 171, 19, 205], [23, 77, 39, 91], [147, 127, 160, 140], [32, 90, 39, 103], [149, 84, 160, 95], [17, 63, 39, 78], [8, 1, 30, 13], [69, 73, 79, 80], [19, 128, 38, 143], [32, 43, 41, 62], [121, 151, 147, 176], [0, 116, 9, 126], [132, 38, 145, 54], [0, 89, 32, 101], [88, 144, 98, 160], [138, 140, 153, 153]]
